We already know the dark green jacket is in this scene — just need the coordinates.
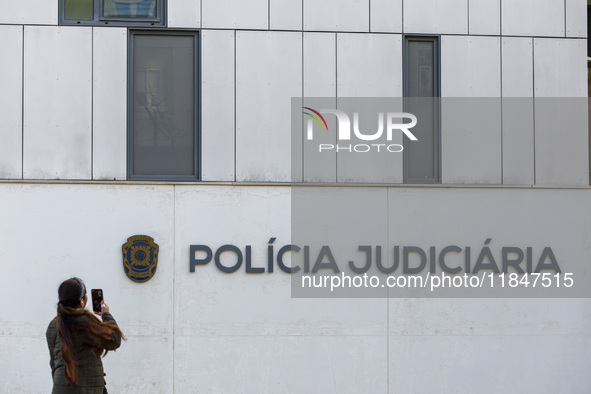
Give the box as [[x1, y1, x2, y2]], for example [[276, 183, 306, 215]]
[[46, 312, 121, 394]]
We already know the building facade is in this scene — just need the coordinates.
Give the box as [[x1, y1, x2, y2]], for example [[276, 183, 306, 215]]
[[1, 0, 590, 393]]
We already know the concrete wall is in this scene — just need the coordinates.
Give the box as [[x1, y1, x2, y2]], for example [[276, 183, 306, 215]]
[[0, 1, 587, 185], [0, 183, 590, 393]]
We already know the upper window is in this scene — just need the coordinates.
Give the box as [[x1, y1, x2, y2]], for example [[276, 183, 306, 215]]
[[127, 31, 200, 181], [403, 35, 441, 184], [60, 0, 166, 26]]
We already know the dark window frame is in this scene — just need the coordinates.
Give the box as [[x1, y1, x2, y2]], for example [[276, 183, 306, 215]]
[[127, 29, 201, 181], [403, 35, 441, 184], [59, 0, 166, 26]]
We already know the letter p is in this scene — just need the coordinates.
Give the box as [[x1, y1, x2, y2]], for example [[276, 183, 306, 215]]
[[190, 245, 212, 272]]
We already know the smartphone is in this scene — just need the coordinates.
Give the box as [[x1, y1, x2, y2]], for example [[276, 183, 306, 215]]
[[91, 289, 103, 313]]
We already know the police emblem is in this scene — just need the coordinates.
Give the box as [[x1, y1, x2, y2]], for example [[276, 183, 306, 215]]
[[122, 235, 159, 283]]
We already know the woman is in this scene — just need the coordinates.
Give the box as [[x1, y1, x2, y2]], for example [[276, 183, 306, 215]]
[[46, 278, 124, 393]]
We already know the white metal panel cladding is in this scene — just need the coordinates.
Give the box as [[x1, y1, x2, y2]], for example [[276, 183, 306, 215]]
[[535, 98, 588, 186], [469, 0, 500, 35], [202, 0, 268, 29], [270, 0, 302, 30], [534, 38, 586, 97], [501, 38, 534, 185], [536, 98, 588, 185], [566, 0, 587, 38], [303, 33, 336, 182], [235, 31, 302, 182], [337, 34, 402, 97], [502, 37, 533, 98], [501, 0, 565, 37], [168, 0, 201, 28], [403, 0, 467, 34], [440, 36, 501, 184], [93, 27, 127, 181], [441, 99, 502, 184], [304, 33, 336, 97], [0, 26, 22, 179], [0, 0, 58, 25], [336, 34, 402, 183], [502, 99, 535, 185], [370, 0, 402, 33], [23, 26, 92, 180], [304, 0, 369, 32], [201, 29, 235, 182], [441, 35, 501, 97]]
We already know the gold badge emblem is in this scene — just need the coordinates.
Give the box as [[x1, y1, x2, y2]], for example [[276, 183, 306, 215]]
[[122, 235, 159, 283]]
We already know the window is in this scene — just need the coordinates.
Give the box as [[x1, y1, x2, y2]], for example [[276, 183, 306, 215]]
[[128, 31, 200, 181], [403, 36, 441, 184], [60, 0, 166, 26]]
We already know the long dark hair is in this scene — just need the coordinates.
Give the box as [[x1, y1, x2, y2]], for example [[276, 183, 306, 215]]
[[56, 278, 125, 386]]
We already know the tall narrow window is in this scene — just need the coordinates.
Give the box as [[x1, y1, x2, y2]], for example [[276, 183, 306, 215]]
[[403, 36, 440, 184], [128, 31, 200, 180]]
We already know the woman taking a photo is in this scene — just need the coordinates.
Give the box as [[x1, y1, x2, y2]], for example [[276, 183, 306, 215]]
[[46, 277, 124, 393]]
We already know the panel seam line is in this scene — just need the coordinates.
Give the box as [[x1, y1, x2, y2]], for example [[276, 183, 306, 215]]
[[91, 27, 94, 180], [21, 25, 24, 180]]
